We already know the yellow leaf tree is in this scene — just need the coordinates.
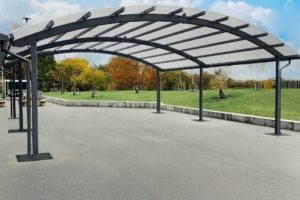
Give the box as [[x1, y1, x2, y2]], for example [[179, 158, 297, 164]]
[[55, 58, 90, 92], [82, 67, 105, 92]]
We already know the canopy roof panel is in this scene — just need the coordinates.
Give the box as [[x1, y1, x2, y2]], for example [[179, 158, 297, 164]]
[[5, 6, 300, 70]]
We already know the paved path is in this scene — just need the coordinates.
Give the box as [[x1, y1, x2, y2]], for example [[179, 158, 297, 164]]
[[0, 102, 300, 200]]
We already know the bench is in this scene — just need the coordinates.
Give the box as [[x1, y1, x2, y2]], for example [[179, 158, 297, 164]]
[[22, 98, 46, 107], [0, 99, 5, 107], [39, 99, 46, 107], [22, 97, 27, 107], [38, 91, 46, 107], [22, 90, 46, 107]]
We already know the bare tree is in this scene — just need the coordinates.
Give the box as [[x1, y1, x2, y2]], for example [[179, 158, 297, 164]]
[[210, 68, 229, 99], [248, 63, 266, 89]]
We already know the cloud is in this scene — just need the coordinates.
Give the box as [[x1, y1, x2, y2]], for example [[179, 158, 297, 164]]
[[28, 0, 81, 24], [209, 0, 275, 30], [93, 54, 111, 65], [81, 53, 112, 66], [0, 0, 81, 33], [55, 53, 80, 61], [120, 0, 204, 7], [55, 53, 112, 66]]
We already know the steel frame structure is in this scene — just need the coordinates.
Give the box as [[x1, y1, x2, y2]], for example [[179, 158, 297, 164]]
[[2, 49, 39, 161], [1, 6, 300, 161]]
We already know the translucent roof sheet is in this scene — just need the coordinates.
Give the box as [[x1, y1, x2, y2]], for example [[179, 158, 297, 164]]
[[6, 6, 299, 70], [124, 22, 171, 38], [137, 23, 195, 41], [146, 54, 185, 63], [170, 32, 239, 50], [149, 27, 217, 45], [134, 49, 169, 58], [101, 22, 146, 37], [186, 40, 257, 57]]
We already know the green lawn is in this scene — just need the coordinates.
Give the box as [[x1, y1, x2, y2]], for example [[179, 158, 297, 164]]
[[45, 89, 300, 121]]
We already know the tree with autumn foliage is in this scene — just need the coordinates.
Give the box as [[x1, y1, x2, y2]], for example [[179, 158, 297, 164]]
[[107, 57, 157, 90], [107, 57, 147, 90], [53, 58, 90, 92], [142, 67, 157, 90], [161, 71, 189, 90], [81, 66, 105, 92]]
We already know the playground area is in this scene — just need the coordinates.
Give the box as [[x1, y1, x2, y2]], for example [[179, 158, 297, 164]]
[[1, 102, 300, 200]]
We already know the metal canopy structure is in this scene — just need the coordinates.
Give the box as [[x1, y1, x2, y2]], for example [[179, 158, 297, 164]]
[[6, 6, 300, 69], [0, 6, 299, 161]]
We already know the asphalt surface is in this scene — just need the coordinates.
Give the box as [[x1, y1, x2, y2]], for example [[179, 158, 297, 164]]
[[0, 102, 300, 200]]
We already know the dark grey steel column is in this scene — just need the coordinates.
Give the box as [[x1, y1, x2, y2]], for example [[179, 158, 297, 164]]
[[9, 68, 13, 118], [199, 67, 203, 121], [31, 43, 39, 155], [26, 62, 32, 155], [275, 59, 281, 135], [12, 65, 16, 119], [18, 61, 24, 130], [156, 69, 161, 113]]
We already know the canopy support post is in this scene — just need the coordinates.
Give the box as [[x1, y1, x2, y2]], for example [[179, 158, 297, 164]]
[[199, 67, 203, 121], [9, 68, 13, 118], [8, 61, 27, 133], [9, 65, 17, 119], [16, 43, 53, 162], [275, 59, 281, 135], [12, 65, 17, 119], [31, 43, 39, 155], [18, 60, 24, 131], [156, 69, 161, 113], [26, 61, 32, 155]]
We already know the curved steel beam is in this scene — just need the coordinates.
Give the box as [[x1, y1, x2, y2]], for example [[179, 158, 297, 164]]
[[43, 49, 162, 70], [12, 14, 285, 59], [6, 49, 163, 71], [10, 37, 206, 66]]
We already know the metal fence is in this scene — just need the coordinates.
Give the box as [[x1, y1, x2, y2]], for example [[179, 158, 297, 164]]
[[281, 81, 300, 88]]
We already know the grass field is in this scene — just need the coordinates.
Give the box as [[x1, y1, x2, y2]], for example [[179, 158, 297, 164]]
[[45, 89, 300, 121]]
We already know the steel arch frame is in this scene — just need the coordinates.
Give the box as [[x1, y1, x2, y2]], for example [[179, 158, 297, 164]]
[[3, 7, 299, 162], [9, 37, 206, 67], [40, 48, 162, 71], [12, 14, 286, 60]]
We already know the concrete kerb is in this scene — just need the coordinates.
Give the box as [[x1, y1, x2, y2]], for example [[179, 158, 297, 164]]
[[44, 96, 157, 109], [45, 96, 300, 132]]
